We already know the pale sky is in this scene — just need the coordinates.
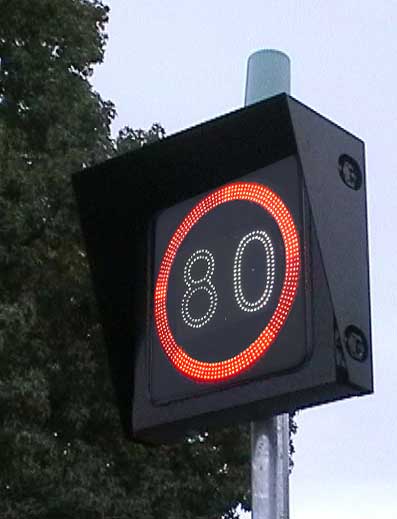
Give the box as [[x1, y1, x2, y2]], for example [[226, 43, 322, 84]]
[[93, 2, 397, 517]]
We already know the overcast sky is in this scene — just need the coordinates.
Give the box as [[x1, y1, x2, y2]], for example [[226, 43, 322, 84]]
[[93, 2, 397, 517]]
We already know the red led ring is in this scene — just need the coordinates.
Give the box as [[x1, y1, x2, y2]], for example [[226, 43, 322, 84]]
[[154, 182, 301, 382]]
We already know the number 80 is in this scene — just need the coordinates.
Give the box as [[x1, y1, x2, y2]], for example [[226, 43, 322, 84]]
[[181, 230, 276, 329]]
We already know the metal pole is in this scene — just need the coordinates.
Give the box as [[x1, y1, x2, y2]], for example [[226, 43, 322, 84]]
[[244, 49, 291, 519]]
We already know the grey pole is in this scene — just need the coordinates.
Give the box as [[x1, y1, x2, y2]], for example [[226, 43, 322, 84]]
[[245, 49, 290, 105], [244, 49, 291, 519]]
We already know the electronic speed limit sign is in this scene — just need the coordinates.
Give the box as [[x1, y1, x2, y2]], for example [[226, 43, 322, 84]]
[[73, 94, 372, 443]]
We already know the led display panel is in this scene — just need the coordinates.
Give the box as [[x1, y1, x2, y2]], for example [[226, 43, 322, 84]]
[[150, 157, 309, 405]]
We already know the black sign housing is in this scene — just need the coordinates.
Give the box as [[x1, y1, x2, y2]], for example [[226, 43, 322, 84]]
[[73, 94, 372, 444]]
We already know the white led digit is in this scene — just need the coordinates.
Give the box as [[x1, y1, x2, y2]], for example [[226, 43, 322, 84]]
[[181, 249, 218, 328], [233, 230, 275, 313]]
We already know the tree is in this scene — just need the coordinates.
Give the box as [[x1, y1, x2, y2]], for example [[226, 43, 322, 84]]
[[0, 2, 250, 518]]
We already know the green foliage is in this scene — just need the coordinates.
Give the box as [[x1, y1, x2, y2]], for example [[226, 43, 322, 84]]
[[115, 123, 166, 155], [0, 0, 114, 158], [0, 2, 251, 518]]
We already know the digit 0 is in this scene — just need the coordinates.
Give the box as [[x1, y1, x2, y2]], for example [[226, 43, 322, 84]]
[[233, 230, 275, 312]]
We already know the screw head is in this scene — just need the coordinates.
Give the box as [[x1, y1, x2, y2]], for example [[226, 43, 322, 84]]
[[338, 154, 362, 190], [344, 325, 368, 362]]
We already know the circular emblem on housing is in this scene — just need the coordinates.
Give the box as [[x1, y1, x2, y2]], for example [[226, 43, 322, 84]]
[[338, 154, 362, 190], [345, 325, 368, 362]]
